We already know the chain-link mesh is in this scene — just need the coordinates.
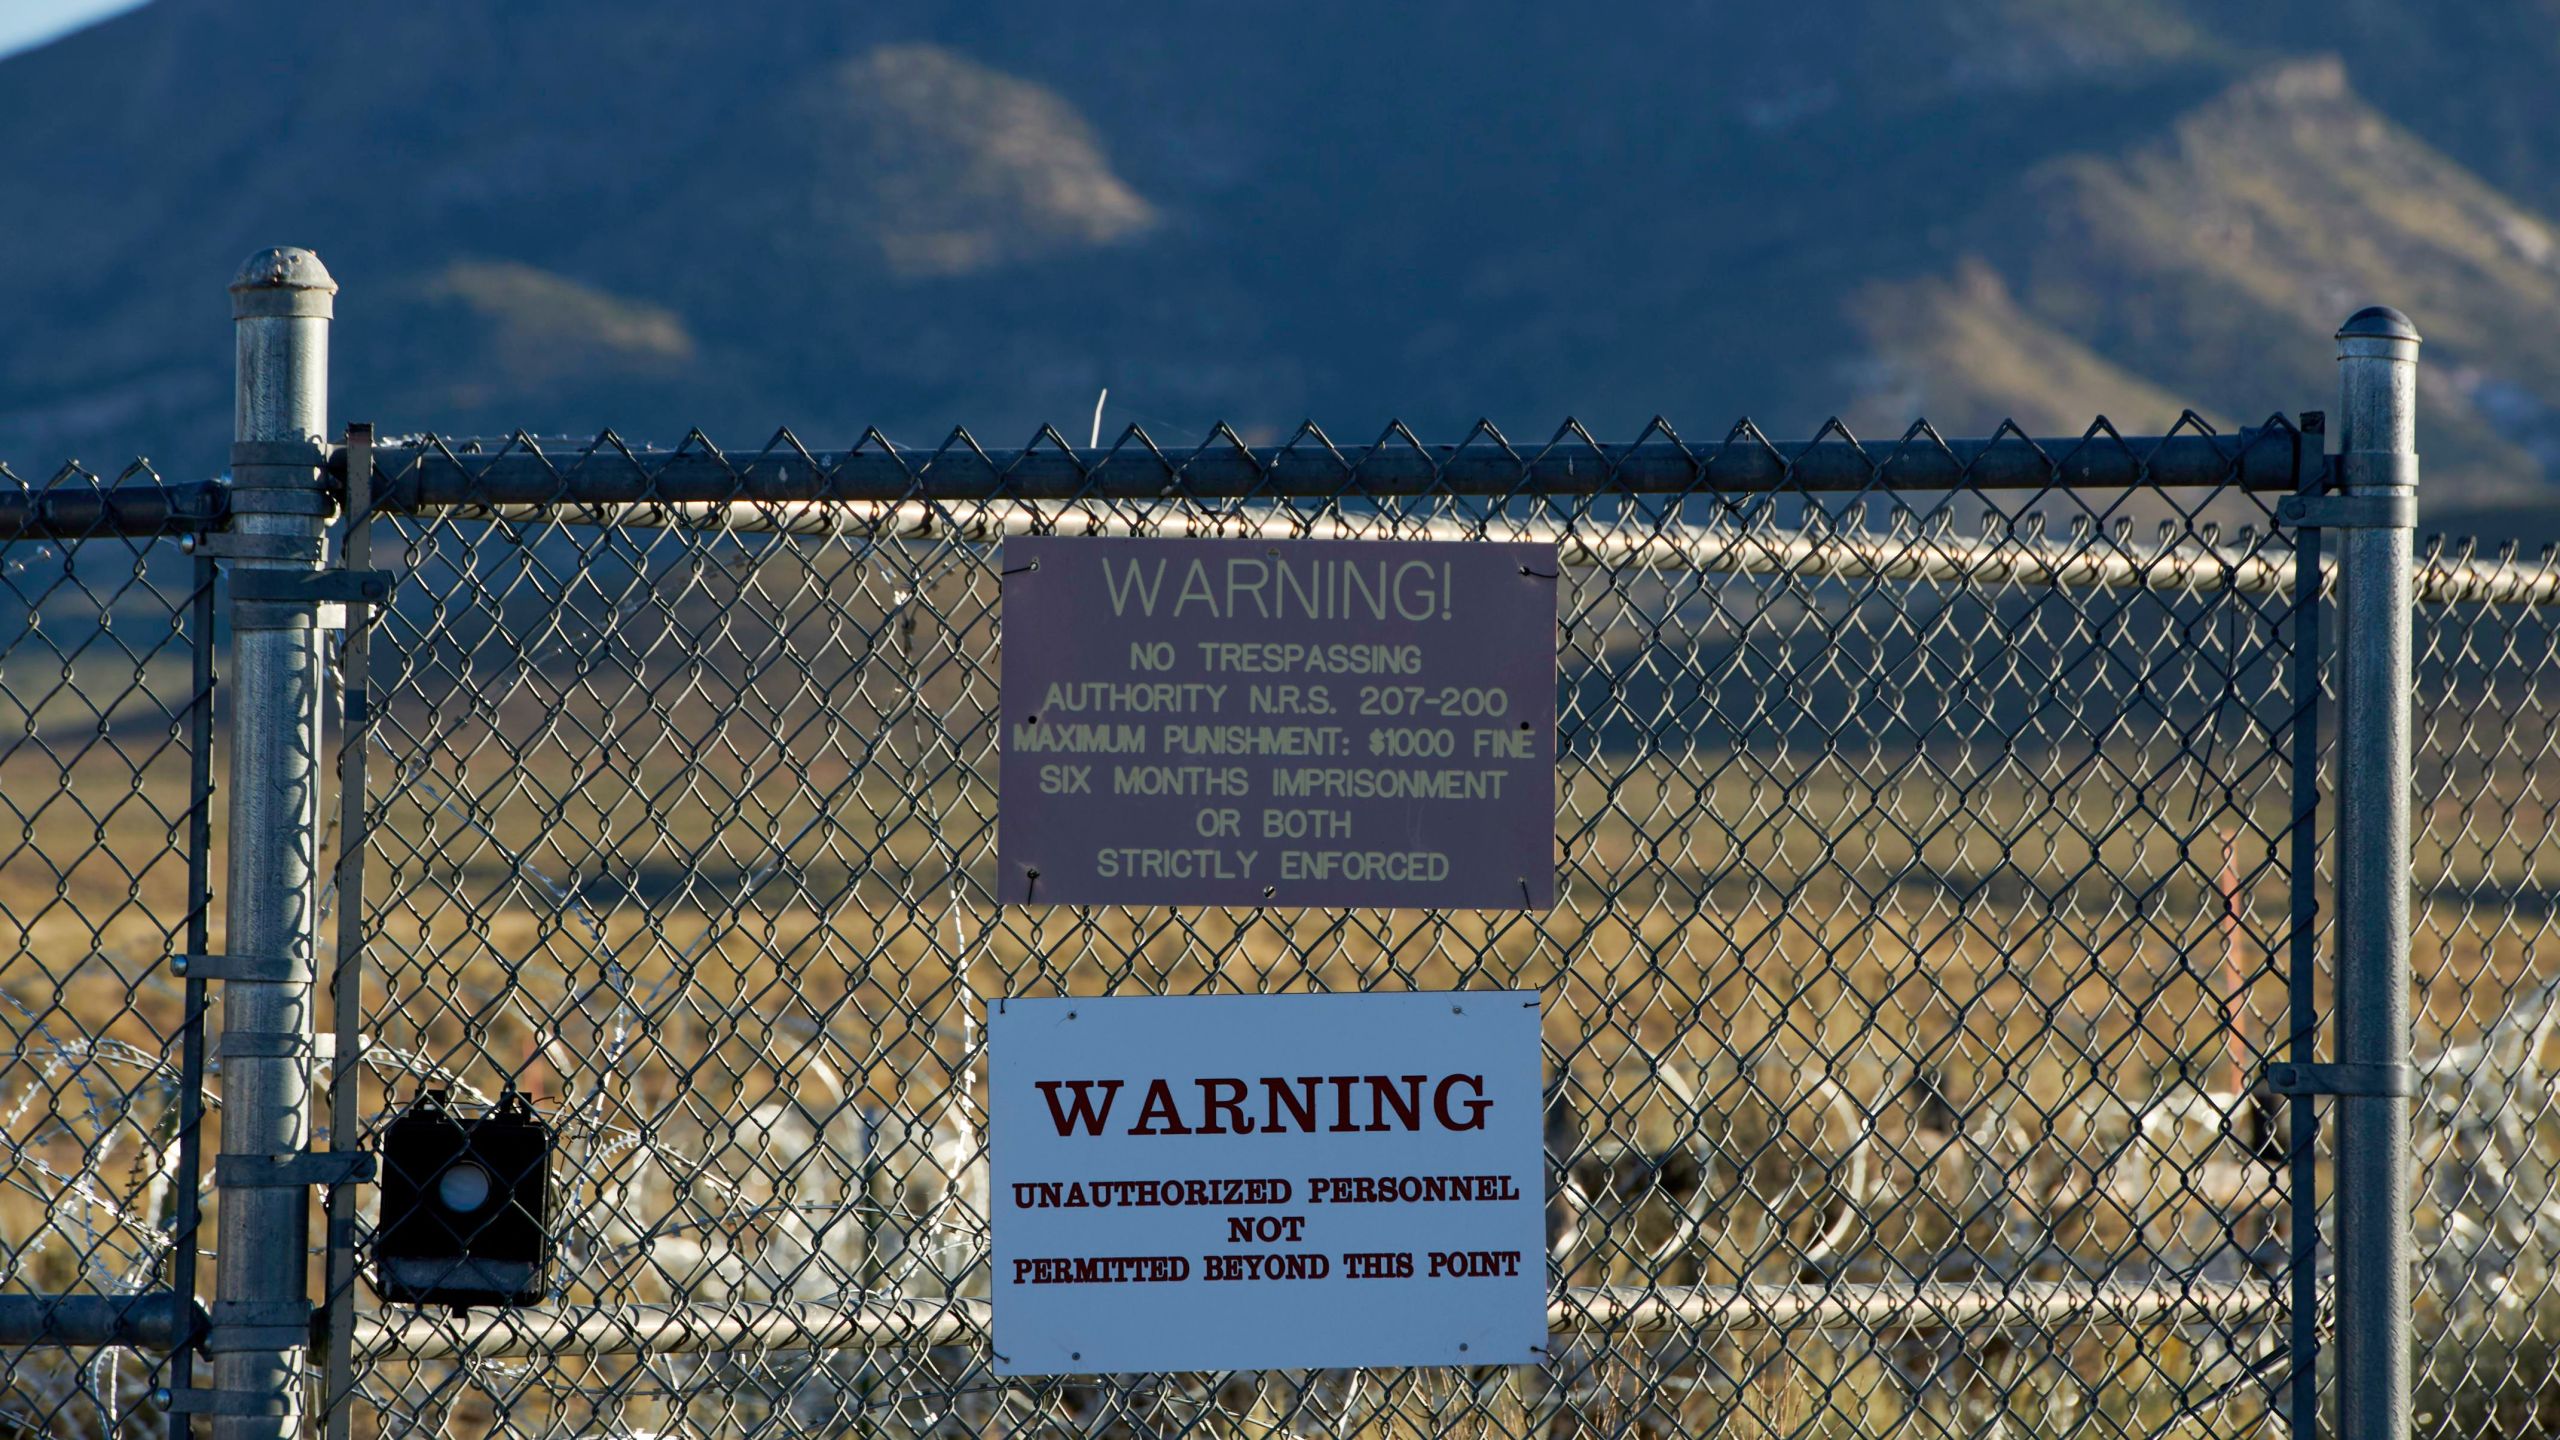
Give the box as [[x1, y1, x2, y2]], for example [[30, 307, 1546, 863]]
[[0, 461, 213, 1438], [329, 418, 2319, 1440], [2408, 540, 2560, 1440]]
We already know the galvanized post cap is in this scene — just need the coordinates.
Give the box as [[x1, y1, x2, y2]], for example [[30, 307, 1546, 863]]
[[2336, 305, 2419, 344], [231, 247, 336, 320]]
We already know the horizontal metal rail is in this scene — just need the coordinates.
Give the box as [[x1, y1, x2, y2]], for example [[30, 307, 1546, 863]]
[[367, 428, 2305, 509], [344, 1280, 2289, 1361], [0, 1292, 203, 1349], [0, 480, 226, 540], [0, 426, 2302, 538], [412, 501, 2304, 596], [381, 498, 2560, 608], [2410, 552, 2560, 606], [1554, 1279, 2291, 1334]]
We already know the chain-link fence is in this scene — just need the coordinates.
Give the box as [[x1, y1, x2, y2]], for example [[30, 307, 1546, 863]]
[[2408, 544, 2560, 1440], [319, 417, 2322, 1440], [5, 255, 2541, 1440], [0, 461, 215, 1438]]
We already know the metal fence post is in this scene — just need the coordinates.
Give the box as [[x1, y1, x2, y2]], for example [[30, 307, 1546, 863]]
[[212, 248, 336, 1440], [2334, 304, 2418, 1440]]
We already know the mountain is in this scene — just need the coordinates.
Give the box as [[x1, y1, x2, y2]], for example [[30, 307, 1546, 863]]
[[1, 0, 2556, 528]]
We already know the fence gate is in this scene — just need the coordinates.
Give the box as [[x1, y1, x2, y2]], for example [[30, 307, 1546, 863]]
[[0, 251, 2432, 1440]]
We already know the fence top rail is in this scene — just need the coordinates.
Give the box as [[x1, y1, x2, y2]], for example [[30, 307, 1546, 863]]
[[362, 419, 2311, 510], [0, 472, 223, 542], [343, 486, 2560, 609]]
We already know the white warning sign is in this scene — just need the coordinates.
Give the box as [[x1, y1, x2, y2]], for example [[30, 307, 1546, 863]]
[[989, 991, 1548, 1374]]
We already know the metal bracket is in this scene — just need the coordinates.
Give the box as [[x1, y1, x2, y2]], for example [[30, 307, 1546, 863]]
[[172, 952, 313, 984], [2291, 412, 2326, 490], [232, 566, 393, 631], [222, 489, 335, 517], [215, 1029, 337, 1061], [2275, 493, 2416, 530], [186, 532, 326, 563], [229, 569, 394, 606], [235, 601, 347, 631], [203, 1300, 318, 1352], [214, 1151, 375, 1189], [211, 1300, 311, 1326], [2265, 1061, 2416, 1097], [230, 439, 337, 472], [155, 1387, 291, 1418]]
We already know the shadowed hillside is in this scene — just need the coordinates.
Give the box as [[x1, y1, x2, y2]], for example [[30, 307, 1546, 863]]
[[0, 0, 2554, 523]]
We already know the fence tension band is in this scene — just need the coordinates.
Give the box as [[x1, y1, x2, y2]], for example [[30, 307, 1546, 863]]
[[2284, 411, 2325, 490], [2275, 493, 2417, 530], [204, 1299, 318, 1353], [214, 1151, 374, 1188], [220, 489, 335, 517], [2263, 1061, 2416, 1097], [230, 566, 394, 632], [155, 1388, 291, 1418], [214, 1029, 338, 1060], [186, 531, 325, 562], [229, 439, 337, 473], [228, 569, 394, 606], [172, 952, 312, 984]]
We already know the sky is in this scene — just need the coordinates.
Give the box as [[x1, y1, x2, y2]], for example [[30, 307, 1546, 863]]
[[0, 0, 143, 59]]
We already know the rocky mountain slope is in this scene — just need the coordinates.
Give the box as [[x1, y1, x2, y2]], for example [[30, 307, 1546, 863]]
[[1, 0, 2554, 527]]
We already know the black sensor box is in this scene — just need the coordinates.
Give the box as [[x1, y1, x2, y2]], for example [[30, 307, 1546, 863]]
[[373, 1089, 554, 1309]]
